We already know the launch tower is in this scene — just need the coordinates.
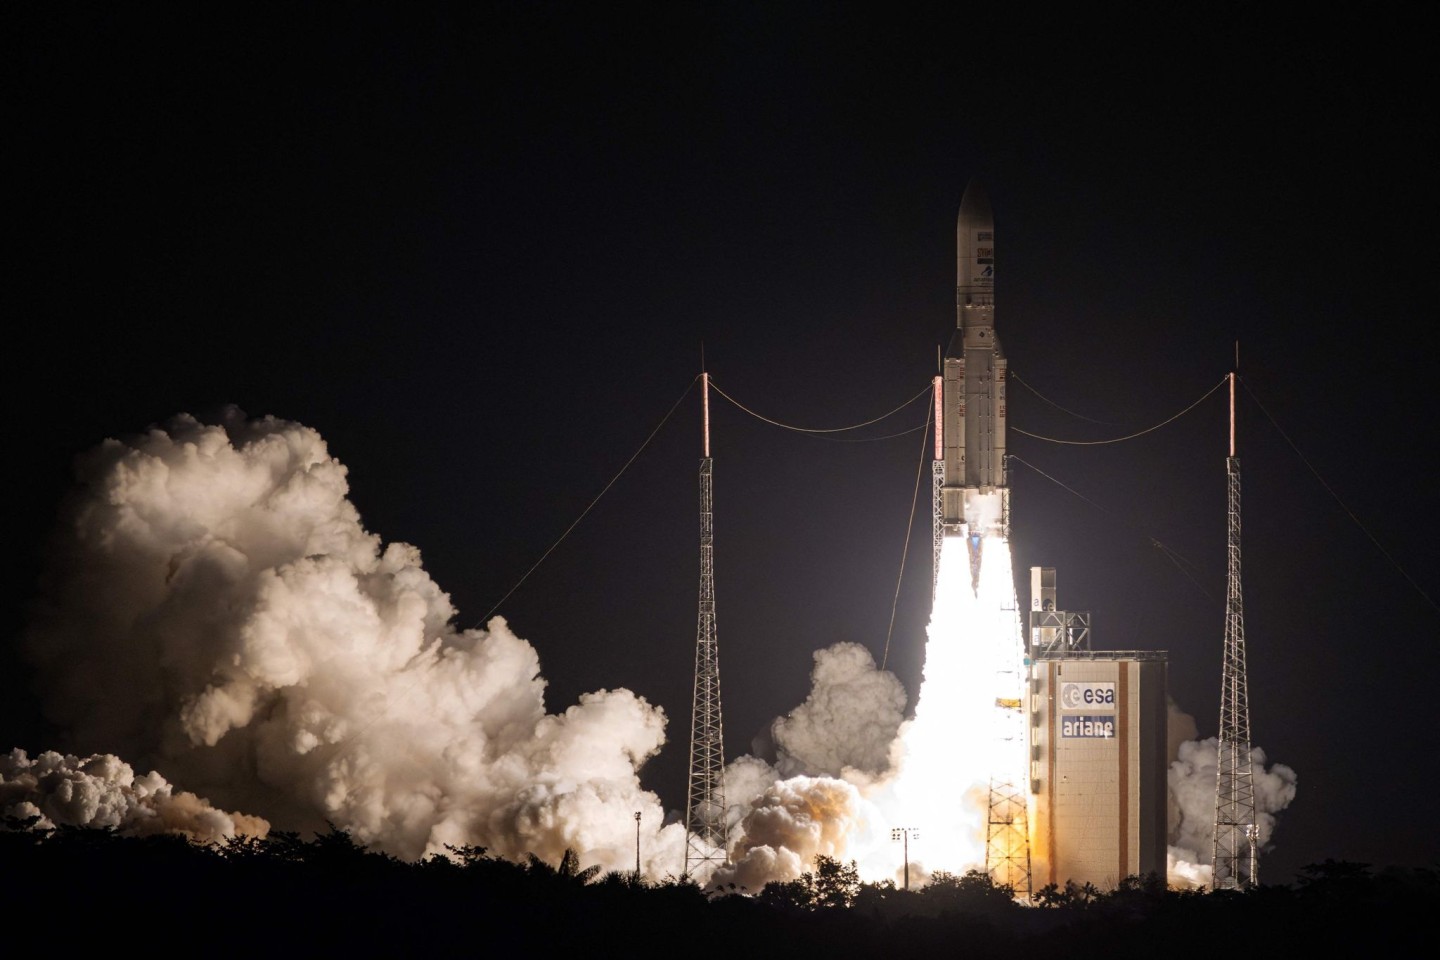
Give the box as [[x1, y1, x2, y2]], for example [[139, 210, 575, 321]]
[[1212, 372, 1258, 888], [685, 372, 729, 878]]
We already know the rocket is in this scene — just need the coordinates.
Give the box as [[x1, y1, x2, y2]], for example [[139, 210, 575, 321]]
[[936, 180, 1008, 553]]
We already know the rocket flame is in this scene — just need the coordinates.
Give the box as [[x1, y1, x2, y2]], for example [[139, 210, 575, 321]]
[[717, 533, 1031, 890], [847, 534, 1030, 884]]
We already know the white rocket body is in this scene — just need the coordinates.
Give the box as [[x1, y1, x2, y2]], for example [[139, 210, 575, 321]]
[[939, 181, 1008, 545]]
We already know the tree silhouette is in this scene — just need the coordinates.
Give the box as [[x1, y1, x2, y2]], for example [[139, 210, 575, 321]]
[[6, 815, 1438, 951], [756, 856, 862, 910], [808, 855, 861, 908], [523, 846, 602, 891]]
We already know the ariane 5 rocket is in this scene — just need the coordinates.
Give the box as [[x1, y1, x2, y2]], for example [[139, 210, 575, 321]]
[[936, 180, 1008, 555]]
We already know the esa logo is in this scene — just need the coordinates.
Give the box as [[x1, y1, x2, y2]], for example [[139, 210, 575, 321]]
[[1060, 682, 1116, 711]]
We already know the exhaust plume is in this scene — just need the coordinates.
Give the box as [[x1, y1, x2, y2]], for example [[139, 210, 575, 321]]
[[711, 774, 873, 891], [15, 410, 683, 872], [1166, 736, 1298, 887], [1, 748, 269, 842], [771, 642, 906, 779]]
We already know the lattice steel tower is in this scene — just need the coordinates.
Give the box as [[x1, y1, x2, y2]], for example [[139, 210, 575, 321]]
[[685, 372, 728, 878], [986, 591, 1032, 898], [986, 769, 1032, 894], [1213, 371, 1258, 889]]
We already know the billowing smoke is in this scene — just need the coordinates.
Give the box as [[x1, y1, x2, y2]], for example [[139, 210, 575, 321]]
[[715, 644, 905, 888], [1166, 737, 1298, 887], [771, 642, 906, 779], [711, 775, 875, 892], [715, 537, 1022, 891], [1, 748, 269, 842], [11, 410, 684, 873], [9, 408, 1300, 892], [1168, 696, 1199, 760]]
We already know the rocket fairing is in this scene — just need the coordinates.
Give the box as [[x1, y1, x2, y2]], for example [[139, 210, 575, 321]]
[[938, 180, 1009, 543]]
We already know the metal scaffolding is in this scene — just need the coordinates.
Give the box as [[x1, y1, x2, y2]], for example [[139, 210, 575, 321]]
[[987, 591, 1032, 898], [1213, 373, 1257, 889], [1028, 608, 1092, 656], [685, 375, 728, 878], [986, 772, 1032, 896]]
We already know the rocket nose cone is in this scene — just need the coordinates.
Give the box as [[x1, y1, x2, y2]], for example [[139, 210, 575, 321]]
[[958, 180, 993, 227]]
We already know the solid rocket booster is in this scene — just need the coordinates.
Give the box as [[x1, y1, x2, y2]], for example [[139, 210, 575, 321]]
[[939, 180, 1008, 540]]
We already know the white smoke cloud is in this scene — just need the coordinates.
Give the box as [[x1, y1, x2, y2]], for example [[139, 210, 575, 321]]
[[708, 643, 907, 889], [709, 775, 870, 892], [723, 754, 783, 827], [1166, 737, 1299, 888], [1168, 697, 1199, 761], [1, 748, 269, 842], [11, 408, 1302, 893], [16, 410, 684, 873], [771, 642, 907, 779]]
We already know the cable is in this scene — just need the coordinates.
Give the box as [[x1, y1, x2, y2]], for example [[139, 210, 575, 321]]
[[1008, 453, 1214, 601], [881, 404, 934, 670], [474, 376, 699, 626], [1241, 377, 1438, 613], [1149, 539, 1214, 601], [709, 379, 932, 434], [811, 423, 928, 443], [331, 377, 699, 770], [1012, 371, 1124, 426], [1013, 376, 1227, 445]]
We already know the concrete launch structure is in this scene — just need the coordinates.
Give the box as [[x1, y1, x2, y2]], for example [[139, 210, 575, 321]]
[[1028, 651, 1169, 887], [1027, 570, 1168, 887], [932, 182, 1169, 891]]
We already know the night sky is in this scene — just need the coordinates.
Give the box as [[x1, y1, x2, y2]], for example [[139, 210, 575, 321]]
[[8, 5, 1437, 883]]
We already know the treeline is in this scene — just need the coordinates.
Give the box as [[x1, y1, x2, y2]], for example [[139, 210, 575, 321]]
[[3, 820, 1433, 956]]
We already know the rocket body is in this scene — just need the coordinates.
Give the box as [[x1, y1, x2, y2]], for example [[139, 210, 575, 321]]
[[939, 181, 1009, 541]]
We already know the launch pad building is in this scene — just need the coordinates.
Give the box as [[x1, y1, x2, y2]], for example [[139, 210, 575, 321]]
[[1026, 568, 1169, 889]]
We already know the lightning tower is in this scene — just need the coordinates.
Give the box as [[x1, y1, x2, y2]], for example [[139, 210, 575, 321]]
[[1212, 371, 1258, 888], [685, 372, 728, 878]]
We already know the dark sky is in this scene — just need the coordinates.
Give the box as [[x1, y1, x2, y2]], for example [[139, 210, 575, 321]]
[[7, 5, 1437, 883]]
